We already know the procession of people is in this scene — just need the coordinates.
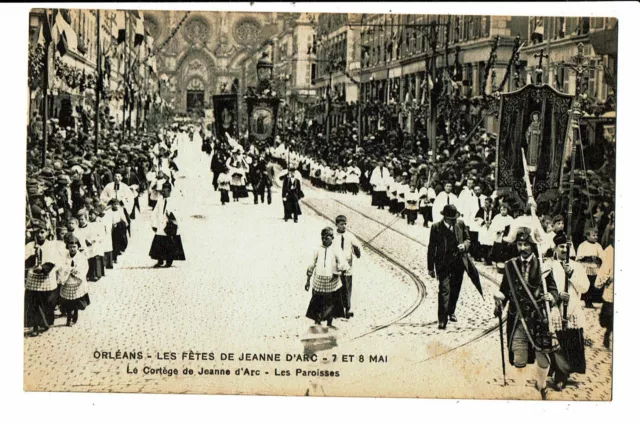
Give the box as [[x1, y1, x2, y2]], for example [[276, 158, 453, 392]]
[[260, 112, 614, 399], [25, 117, 190, 337], [24, 89, 614, 401]]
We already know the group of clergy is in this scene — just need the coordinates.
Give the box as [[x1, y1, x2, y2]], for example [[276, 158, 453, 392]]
[[24, 125, 189, 337]]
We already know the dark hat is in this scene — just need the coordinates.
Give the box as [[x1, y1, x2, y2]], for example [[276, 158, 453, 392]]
[[441, 204, 460, 219], [553, 231, 568, 246], [57, 175, 71, 185], [40, 167, 54, 177], [65, 234, 81, 246], [515, 227, 535, 245], [31, 219, 47, 231]]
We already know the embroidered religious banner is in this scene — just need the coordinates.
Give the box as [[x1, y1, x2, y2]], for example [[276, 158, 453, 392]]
[[212, 94, 239, 140], [246, 97, 280, 147], [496, 83, 574, 204]]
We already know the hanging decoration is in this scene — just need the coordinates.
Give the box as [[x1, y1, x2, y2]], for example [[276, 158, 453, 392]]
[[141, 11, 191, 66], [28, 44, 46, 90], [482, 36, 500, 97], [53, 56, 97, 92], [499, 36, 521, 92]]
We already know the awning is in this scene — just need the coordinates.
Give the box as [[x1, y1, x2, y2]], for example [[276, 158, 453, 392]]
[[360, 68, 388, 81], [582, 110, 616, 122], [401, 61, 427, 75], [294, 92, 319, 104], [589, 25, 618, 56], [389, 66, 403, 78]]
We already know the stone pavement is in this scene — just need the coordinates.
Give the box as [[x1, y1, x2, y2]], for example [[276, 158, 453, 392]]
[[294, 173, 612, 400], [23, 140, 416, 396], [23, 141, 612, 400]]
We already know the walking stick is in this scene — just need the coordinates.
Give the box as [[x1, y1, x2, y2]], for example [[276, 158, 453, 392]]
[[498, 312, 507, 386]]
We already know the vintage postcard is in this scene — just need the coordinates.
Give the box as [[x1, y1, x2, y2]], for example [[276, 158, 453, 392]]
[[23, 6, 616, 400]]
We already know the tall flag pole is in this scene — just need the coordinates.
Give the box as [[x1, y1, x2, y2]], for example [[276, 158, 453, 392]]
[[126, 12, 134, 136], [41, 9, 53, 167], [118, 10, 127, 144], [95, 9, 101, 154]]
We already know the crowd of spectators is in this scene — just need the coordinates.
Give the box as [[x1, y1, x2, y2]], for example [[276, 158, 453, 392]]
[[268, 112, 614, 253]]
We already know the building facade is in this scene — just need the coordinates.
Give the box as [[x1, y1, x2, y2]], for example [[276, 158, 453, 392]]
[[299, 14, 530, 135], [144, 11, 285, 116], [236, 12, 320, 128], [29, 9, 161, 132], [520, 16, 617, 145]]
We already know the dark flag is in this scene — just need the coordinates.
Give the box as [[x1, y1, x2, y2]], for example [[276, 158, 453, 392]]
[[134, 14, 145, 47], [60, 9, 73, 25], [247, 97, 280, 148], [496, 83, 574, 205], [56, 29, 69, 56], [42, 9, 59, 44], [116, 11, 126, 44], [212, 94, 239, 140]]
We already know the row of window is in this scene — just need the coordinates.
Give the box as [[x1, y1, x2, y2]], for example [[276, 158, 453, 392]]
[[309, 58, 608, 103], [317, 14, 349, 38], [359, 15, 491, 68], [316, 36, 348, 78], [313, 15, 492, 71], [528, 16, 616, 44]]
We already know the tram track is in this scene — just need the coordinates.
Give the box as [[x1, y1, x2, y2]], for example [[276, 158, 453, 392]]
[[300, 197, 429, 340], [328, 195, 501, 287], [280, 172, 504, 357]]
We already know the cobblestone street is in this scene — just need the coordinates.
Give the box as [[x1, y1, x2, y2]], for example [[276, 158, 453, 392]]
[[23, 141, 612, 400], [296, 172, 613, 400]]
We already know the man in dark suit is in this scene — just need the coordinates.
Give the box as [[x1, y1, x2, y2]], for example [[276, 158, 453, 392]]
[[210, 149, 228, 191], [427, 204, 471, 329], [282, 166, 302, 223], [256, 156, 273, 204]]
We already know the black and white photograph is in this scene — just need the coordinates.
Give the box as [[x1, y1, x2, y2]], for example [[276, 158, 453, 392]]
[[19, 4, 621, 403]]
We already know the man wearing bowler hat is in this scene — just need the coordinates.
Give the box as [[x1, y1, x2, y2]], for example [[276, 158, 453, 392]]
[[428, 204, 471, 329]]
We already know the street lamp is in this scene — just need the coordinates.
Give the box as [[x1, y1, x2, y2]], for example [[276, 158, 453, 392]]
[[256, 51, 274, 92]]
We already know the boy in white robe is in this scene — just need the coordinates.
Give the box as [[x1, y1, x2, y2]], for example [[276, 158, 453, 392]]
[[576, 227, 606, 308]]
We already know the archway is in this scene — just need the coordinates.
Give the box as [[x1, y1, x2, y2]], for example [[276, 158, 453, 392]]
[[186, 77, 206, 117], [174, 48, 217, 114]]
